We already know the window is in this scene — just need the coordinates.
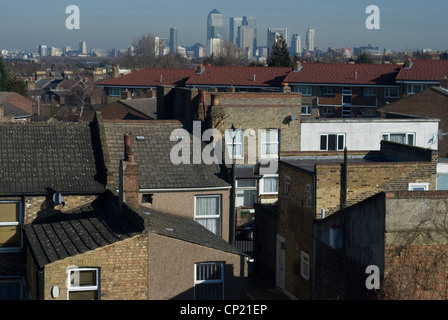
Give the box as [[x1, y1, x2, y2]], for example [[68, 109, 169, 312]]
[[363, 88, 377, 97], [295, 86, 312, 96], [407, 84, 426, 95], [408, 183, 429, 191], [194, 262, 224, 300], [320, 134, 345, 151], [195, 195, 221, 236], [384, 88, 400, 98], [320, 87, 335, 98], [382, 133, 415, 146], [301, 105, 311, 115], [109, 88, 122, 96], [321, 107, 334, 115], [260, 129, 279, 157], [342, 87, 352, 105], [236, 179, 257, 207], [0, 278, 23, 300], [142, 194, 153, 204], [67, 268, 99, 300], [0, 202, 22, 250], [300, 252, 310, 280], [225, 129, 243, 159], [284, 175, 291, 198], [305, 184, 312, 208], [260, 175, 278, 195]]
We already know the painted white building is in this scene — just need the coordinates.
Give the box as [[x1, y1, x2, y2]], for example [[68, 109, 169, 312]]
[[300, 116, 439, 152]]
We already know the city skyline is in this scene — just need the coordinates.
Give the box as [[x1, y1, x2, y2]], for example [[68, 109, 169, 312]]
[[1, 0, 447, 52]]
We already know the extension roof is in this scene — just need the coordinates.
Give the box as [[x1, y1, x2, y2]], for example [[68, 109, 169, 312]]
[[100, 119, 230, 190], [0, 122, 106, 195], [283, 63, 401, 86]]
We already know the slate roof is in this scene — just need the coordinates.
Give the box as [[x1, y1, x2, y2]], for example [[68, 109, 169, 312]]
[[144, 208, 245, 256], [101, 120, 230, 190], [97, 68, 196, 88], [0, 123, 106, 195], [120, 98, 157, 119], [396, 60, 448, 82], [24, 196, 144, 268], [283, 63, 401, 86], [185, 66, 292, 88]]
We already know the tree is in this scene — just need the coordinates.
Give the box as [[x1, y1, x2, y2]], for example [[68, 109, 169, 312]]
[[355, 51, 374, 64], [5, 77, 27, 97], [203, 40, 249, 66], [0, 57, 10, 91], [267, 34, 291, 67]]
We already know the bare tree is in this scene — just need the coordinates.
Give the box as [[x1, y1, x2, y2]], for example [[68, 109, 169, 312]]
[[71, 74, 90, 117]]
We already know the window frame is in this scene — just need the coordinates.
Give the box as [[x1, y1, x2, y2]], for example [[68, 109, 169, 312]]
[[407, 84, 426, 95], [194, 195, 222, 236], [194, 262, 225, 300], [300, 251, 310, 280], [363, 88, 377, 97], [320, 133, 345, 151], [259, 174, 279, 195], [320, 87, 335, 98], [260, 129, 279, 158], [301, 105, 311, 115], [0, 277, 24, 300], [384, 88, 400, 98], [408, 183, 429, 191], [225, 129, 244, 159], [295, 85, 312, 96], [109, 87, 122, 97], [235, 179, 258, 208], [382, 132, 415, 146], [66, 267, 100, 300], [0, 201, 23, 252]]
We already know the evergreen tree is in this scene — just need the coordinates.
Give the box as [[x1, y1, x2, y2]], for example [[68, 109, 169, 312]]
[[267, 34, 291, 67], [0, 57, 9, 91], [5, 77, 28, 97]]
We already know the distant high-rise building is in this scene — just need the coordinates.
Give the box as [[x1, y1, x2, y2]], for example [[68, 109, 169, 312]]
[[267, 27, 288, 56], [290, 34, 302, 57], [207, 9, 225, 42], [38, 44, 47, 57], [170, 27, 178, 54], [242, 16, 257, 49], [208, 38, 222, 57], [239, 26, 255, 56], [230, 17, 243, 45], [79, 41, 87, 55], [306, 28, 315, 52]]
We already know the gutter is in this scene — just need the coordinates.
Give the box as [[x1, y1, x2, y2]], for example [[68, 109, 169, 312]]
[[138, 186, 232, 192]]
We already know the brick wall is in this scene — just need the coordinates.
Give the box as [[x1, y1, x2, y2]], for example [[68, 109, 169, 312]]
[[40, 234, 148, 300]]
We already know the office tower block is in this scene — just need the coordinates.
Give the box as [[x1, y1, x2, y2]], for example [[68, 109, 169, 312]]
[[170, 27, 178, 54], [239, 26, 255, 56], [38, 44, 47, 57], [79, 41, 87, 55], [242, 16, 257, 49], [230, 17, 243, 45], [267, 27, 288, 56], [290, 34, 302, 57], [207, 9, 225, 42], [306, 28, 315, 52]]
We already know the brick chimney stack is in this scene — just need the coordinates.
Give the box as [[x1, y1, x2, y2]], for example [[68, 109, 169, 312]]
[[440, 76, 448, 90], [119, 133, 139, 208]]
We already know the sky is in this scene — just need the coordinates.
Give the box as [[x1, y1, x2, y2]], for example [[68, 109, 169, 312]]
[[1, 0, 447, 52]]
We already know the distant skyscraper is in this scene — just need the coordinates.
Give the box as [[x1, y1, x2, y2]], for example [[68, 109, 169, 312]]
[[170, 27, 178, 54], [267, 27, 288, 56], [207, 9, 225, 42], [290, 34, 302, 57], [38, 44, 47, 57], [306, 28, 315, 52], [208, 38, 222, 56], [239, 26, 255, 55], [230, 17, 243, 45], [242, 16, 257, 51], [79, 41, 87, 54]]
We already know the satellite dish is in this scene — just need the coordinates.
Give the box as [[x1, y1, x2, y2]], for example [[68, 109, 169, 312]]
[[53, 192, 64, 206]]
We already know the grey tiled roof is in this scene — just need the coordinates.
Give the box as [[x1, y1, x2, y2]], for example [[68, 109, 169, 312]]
[[24, 196, 144, 268], [0, 123, 106, 195], [102, 120, 230, 190], [143, 208, 245, 256]]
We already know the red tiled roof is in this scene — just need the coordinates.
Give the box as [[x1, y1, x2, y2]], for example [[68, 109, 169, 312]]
[[283, 63, 402, 86], [98, 68, 197, 87], [185, 66, 292, 87], [396, 60, 448, 82]]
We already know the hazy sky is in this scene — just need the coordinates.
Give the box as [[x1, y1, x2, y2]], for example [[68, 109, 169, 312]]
[[1, 0, 447, 52]]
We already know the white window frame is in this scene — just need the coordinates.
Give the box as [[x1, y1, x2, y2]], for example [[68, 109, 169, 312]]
[[260, 129, 279, 158], [320, 133, 345, 151], [259, 174, 279, 195], [235, 179, 258, 208], [0, 201, 23, 252], [284, 175, 291, 198], [407, 84, 426, 95], [225, 129, 243, 159], [382, 133, 415, 146], [384, 88, 400, 98], [109, 87, 122, 96], [194, 195, 222, 236], [363, 88, 377, 97], [300, 251, 310, 280], [295, 85, 312, 96], [301, 105, 311, 115], [194, 262, 224, 300], [408, 183, 429, 191], [66, 268, 100, 300]]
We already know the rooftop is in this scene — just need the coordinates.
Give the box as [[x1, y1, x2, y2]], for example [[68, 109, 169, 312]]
[[396, 60, 448, 82]]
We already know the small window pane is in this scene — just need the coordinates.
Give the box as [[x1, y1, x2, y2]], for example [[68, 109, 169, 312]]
[[263, 177, 278, 193], [196, 263, 222, 281], [70, 270, 97, 287], [0, 226, 21, 248], [407, 134, 414, 146], [0, 280, 22, 300], [328, 134, 337, 151], [237, 179, 256, 188], [195, 283, 223, 300], [338, 135, 344, 150], [69, 290, 98, 300], [320, 135, 327, 150], [0, 203, 19, 223]]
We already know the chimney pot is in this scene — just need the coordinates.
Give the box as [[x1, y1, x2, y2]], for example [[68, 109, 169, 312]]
[[124, 133, 134, 162]]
